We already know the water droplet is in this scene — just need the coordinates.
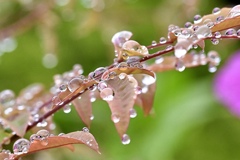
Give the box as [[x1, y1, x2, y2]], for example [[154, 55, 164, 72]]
[[88, 84, 97, 91], [193, 14, 202, 24], [52, 95, 61, 105], [121, 134, 130, 145], [98, 81, 108, 91], [151, 40, 157, 46], [92, 67, 107, 82], [122, 52, 129, 60], [237, 29, 240, 37], [228, 5, 240, 18], [199, 52, 207, 65], [135, 86, 142, 95], [174, 47, 187, 58], [118, 73, 127, 80], [195, 25, 211, 39], [212, 7, 220, 15], [36, 129, 50, 139], [49, 123, 56, 130], [175, 59, 185, 72], [180, 29, 193, 38], [142, 75, 156, 86], [165, 45, 173, 51], [117, 62, 129, 71], [108, 71, 117, 80], [40, 139, 48, 146], [63, 104, 71, 113], [208, 63, 217, 73], [90, 114, 94, 120], [37, 120, 48, 127], [90, 94, 96, 102], [58, 133, 65, 136], [100, 88, 114, 101], [207, 51, 221, 65], [111, 114, 120, 123], [13, 138, 30, 154], [225, 28, 237, 36], [214, 32, 221, 38], [141, 86, 148, 93], [59, 84, 67, 92], [211, 38, 219, 45], [155, 56, 164, 64], [159, 37, 167, 44], [82, 127, 89, 132], [184, 22, 193, 29], [216, 16, 224, 22], [4, 107, 13, 115], [42, 53, 58, 69], [129, 108, 137, 118], [68, 77, 83, 92], [0, 90, 15, 107], [111, 31, 133, 48]]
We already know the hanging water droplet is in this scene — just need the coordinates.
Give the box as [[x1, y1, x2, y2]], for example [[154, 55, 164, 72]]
[[159, 37, 167, 44], [100, 88, 114, 101], [37, 120, 48, 127], [117, 62, 129, 71], [73, 64, 83, 75], [141, 86, 148, 93], [129, 108, 137, 118], [199, 52, 207, 65], [92, 67, 107, 82], [212, 7, 221, 15], [90, 95, 96, 102], [211, 38, 219, 45], [13, 138, 30, 154], [135, 86, 142, 95], [225, 28, 237, 36], [63, 104, 71, 113], [121, 134, 130, 145], [118, 73, 127, 80], [142, 75, 156, 86], [68, 77, 83, 92], [82, 127, 89, 132], [155, 56, 164, 64], [214, 32, 221, 38], [184, 22, 193, 29], [111, 114, 120, 123], [151, 40, 157, 46], [228, 5, 240, 18], [0, 90, 15, 107], [175, 59, 185, 72], [33, 114, 39, 122], [207, 51, 221, 65], [195, 25, 211, 39], [208, 63, 217, 73], [90, 114, 94, 120], [98, 81, 108, 91], [174, 47, 187, 58], [59, 84, 67, 92], [52, 95, 61, 106], [193, 44, 198, 49], [193, 14, 202, 24]]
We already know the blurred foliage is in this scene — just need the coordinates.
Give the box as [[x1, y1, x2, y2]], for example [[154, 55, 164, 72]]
[[0, 0, 240, 160]]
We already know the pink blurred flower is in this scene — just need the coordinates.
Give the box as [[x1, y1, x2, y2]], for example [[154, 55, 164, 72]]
[[214, 51, 240, 116]]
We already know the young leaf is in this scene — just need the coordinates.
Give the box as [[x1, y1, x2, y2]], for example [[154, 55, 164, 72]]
[[1, 109, 30, 137], [14, 130, 100, 159], [100, 74, 137, 137], [134, 75, 156, 115], [72, 90, 93, 128]]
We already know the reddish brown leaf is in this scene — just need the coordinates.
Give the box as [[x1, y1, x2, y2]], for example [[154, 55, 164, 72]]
[[134, 75, 156, 115], [14, 131, 100, 159], [101, 74, 137, 137], [1, 109, 30, 137], [72, 90, 93, 128], [101, 66, 155, 81], [0, 152, 10, 159]]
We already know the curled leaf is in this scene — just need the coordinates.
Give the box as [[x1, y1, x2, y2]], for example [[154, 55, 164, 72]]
[[134, 75, 156, 115], [100, 74, 137, 137], [72, 90, 93, 128], [14, 130, 100, 159]]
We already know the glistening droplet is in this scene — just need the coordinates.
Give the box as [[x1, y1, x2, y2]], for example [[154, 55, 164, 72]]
[[13, 138, 30, 154], [175, 59, 185, 72], [212, 7, 220, 15], [193, 14, 202, 24], [63, 104, 71, 113], [129, 108, 137, 118], [68, 77, 84, 92], [121, 134, 130, 145], [100, 88, 114, 101], [111, 114, 120, 123]]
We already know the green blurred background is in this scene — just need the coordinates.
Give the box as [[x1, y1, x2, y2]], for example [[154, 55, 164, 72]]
[[1, 0, 240, 159]]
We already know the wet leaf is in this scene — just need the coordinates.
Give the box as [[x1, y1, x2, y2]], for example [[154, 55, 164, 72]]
[[134, 75, 156, 115], [101, 74, 137, 137], [148, 53, 208, 72], [14, 130, 100, 159], [72, 90, 93, 128], [0, 152, 10, 159], [101, 66, 155, 81], [1, 109, 30, 137]]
